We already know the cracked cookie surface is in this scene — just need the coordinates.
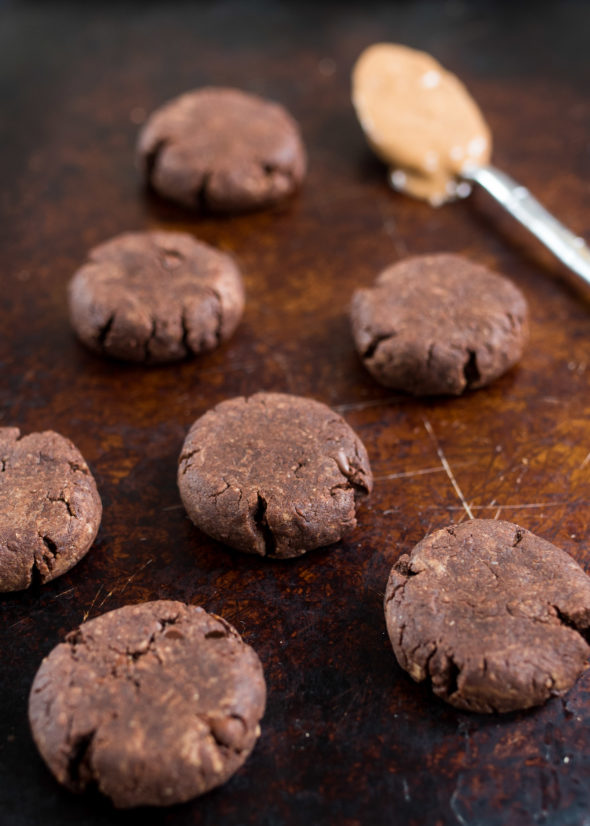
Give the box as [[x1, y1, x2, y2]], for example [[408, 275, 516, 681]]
[[68, 231, 244, 363], [0, 428, 101, 592], [137, 87, 306, 212], [384, 519, 590, 713], [178, 392, 373, 558], [29, 600, 266, 808], [351, 253, 528, 395]]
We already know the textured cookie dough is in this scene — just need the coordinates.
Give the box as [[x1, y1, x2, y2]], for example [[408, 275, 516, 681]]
[[68, 230, 245, 363], [385, 519, 590, 713], [178, 392, 373, 558], [352, 43, 491, 205], [137, 87, 306, 212], [350, 253, 528, 395], [0, 428, 101, 592], [29, 601, 266, 808]]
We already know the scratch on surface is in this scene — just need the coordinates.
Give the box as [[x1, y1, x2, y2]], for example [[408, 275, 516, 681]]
[[83, 585, 104, 621], [96, 558, 154, 610], [423, 419, 474, 521], [335, 396, 406, 413], [162, 504, 184, 511], [450, 775, 469, 826], [581, 452, 590, 470], [447, 502, 568, 513], [53, 587, 75, 599], [374, 465, 467, 482], [96, 586, 116, 612], [9, 616, 32, 630], [118, 559, 153, 596]]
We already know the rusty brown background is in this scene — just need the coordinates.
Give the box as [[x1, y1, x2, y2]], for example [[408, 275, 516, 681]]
[[1, 1, 590, 824]]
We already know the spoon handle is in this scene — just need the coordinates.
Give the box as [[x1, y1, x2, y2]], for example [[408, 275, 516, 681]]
[[462, 164, 590, 290]]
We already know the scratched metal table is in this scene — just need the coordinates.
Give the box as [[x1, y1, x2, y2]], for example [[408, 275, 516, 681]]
[[1, 1, 590, 824]]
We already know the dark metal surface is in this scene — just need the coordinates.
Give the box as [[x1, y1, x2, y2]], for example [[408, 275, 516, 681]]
[[1, 2, 590, 824]]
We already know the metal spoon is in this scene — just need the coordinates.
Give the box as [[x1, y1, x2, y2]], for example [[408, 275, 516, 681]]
[[388, 163, 590, 290], [460, 164, 590, 290]]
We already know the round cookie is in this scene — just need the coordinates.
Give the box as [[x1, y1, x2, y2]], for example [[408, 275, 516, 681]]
[[178, 392, 373, 558], [137, 87, 306, 212], [384, 519, 590, 713], [0, 428, 101, 592], [351, 253, 529, 395], [68, 230, 245, 363], [29, 601, 266, 808]]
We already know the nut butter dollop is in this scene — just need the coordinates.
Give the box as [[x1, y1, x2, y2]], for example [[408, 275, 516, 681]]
[[352, 43, 492, 205]]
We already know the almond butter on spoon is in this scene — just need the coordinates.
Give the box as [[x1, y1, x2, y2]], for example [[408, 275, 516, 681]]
[[352, 43, 490, 206], [352, 43, 590, 290]]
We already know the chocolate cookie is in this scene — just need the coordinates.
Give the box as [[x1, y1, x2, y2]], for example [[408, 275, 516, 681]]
[[137, 87, 306, 212], [0, 428, 101, 592], [178, 392, 373, 558], [351, 253, 529, 395], [385, 519, 590, 713], [29, 601, 266, 808], [68, 231, 245, 363]]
